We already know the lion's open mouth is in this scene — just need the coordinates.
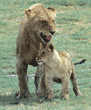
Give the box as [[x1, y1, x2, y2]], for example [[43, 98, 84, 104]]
[[40, 32, 51, 42], [36, 61, 44, 65]]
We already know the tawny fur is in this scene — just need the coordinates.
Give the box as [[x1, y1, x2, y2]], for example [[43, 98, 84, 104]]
[[35, 43, 83, 100], [16, 3, 56, 99]]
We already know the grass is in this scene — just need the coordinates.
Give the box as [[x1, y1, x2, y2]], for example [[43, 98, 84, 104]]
[[0, 0, 91, 109], [0, 75, 91, 109]]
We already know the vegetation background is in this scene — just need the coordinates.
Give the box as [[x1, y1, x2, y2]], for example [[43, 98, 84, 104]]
[[0, 0, 91, 109]]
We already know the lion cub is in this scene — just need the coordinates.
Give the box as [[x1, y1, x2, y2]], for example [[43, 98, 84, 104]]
[[35, 43, 83, 100]]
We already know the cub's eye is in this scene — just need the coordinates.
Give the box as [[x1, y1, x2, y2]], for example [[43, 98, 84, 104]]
[[41, 20, 48, 25], [28, 9, 31, 12], [52, 20, 55, 23], [42, 52, 45, 55]]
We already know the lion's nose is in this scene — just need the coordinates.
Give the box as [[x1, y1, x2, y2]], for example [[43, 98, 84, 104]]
[[49, 31, 56, 35]]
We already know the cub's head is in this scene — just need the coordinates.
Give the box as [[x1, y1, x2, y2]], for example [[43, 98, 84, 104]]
[[25, 3, 57, 43], [36, 43, 54, 64]]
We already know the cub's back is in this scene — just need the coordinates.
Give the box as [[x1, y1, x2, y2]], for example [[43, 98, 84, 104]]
[[58, 51, 73, 70], [58, 51, 70, 58]]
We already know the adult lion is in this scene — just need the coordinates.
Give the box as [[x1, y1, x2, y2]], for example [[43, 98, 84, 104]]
[[35, 43, 85, 100], [15, 3, 56, 100]]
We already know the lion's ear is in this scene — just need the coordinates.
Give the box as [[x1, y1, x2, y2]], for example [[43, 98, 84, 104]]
[[25, 9, 31, 16], [48, 7, 56, 15], [48, 44, 54, 52]]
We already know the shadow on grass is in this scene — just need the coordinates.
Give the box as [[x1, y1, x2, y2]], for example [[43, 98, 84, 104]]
[[0, 92, 63, 106], [0, 92, 44, 106]]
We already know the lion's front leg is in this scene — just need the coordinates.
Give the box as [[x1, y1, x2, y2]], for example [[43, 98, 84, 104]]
[[16, 59, 29, 99], [61, 76, 69, 99], [44, 75, 54, 100]]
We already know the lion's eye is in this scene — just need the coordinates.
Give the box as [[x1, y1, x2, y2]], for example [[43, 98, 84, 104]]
[[41, 20, 48, 25]]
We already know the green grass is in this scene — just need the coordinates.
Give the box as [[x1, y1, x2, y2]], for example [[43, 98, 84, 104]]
[[0, 0, 91, 109]]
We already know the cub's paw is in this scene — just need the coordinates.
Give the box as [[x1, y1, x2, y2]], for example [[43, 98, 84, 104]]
[[77, 92, 83, 97], [47, 95, 55, 101], [45, 98, 54, 102], [76, 90, 83, 97], [61, 95, 70, 100]]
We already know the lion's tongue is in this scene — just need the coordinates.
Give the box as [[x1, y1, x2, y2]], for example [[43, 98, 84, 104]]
[[46, 36, 51, 40]]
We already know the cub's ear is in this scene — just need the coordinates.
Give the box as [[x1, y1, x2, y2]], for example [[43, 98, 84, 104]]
[[48, 7, 57, 15], [25, 9, 31, 16], [48, 43, 54, 52]]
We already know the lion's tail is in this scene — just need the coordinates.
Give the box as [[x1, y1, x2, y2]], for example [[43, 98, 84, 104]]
[[74, 59, 86, 65]]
